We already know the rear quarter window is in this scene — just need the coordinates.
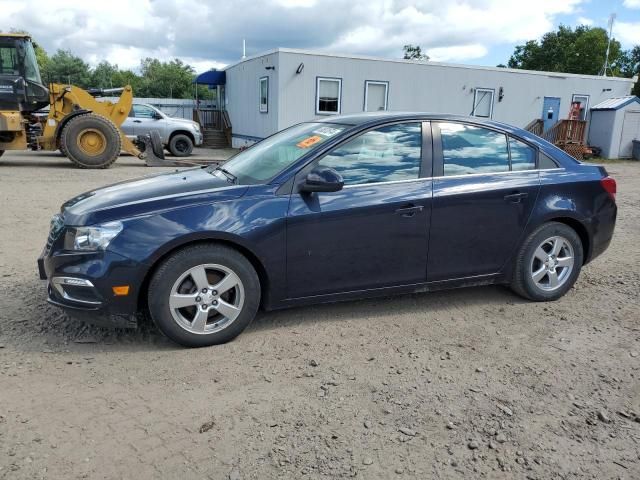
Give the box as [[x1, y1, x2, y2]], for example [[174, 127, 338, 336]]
[[539, 152, 559, 169]]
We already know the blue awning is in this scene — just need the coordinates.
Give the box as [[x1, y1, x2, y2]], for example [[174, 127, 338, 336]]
[[194, 70, 226, 86]]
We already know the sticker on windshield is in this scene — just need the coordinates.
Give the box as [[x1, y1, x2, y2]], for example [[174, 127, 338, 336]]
[[297, 135, 322, 148], [314, 126, 341, 137]]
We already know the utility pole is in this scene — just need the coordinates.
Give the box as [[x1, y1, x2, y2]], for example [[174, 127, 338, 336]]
[[600, 13, 616, 77]]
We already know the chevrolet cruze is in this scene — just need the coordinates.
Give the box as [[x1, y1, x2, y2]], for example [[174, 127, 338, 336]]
[[39, 113, 617, 347]]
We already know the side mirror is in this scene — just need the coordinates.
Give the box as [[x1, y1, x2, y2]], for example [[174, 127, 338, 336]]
[[153, 112, 163, 120], [299, 167, 344, 193]]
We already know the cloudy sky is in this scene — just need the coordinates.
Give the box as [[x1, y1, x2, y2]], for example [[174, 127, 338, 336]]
[[1, 0, 639, 73]]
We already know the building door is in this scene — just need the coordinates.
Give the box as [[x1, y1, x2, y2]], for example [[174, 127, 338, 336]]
[[619, 111, 640, 158], [542, 97, 561, 132]]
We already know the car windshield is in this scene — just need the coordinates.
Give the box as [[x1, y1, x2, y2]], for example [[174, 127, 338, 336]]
[[209, 122, 348, 185]]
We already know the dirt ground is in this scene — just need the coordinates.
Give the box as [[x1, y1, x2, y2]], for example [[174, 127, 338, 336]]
[[0, 150, 639, 480]]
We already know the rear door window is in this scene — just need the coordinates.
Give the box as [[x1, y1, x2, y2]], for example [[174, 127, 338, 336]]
[[439, 122, 509, 175]]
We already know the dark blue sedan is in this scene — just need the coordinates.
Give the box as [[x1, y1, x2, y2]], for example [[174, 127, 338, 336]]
[[39, 113, 617, 347]]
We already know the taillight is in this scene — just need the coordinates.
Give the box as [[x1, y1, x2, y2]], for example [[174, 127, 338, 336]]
[[601, 177, 616, 202]]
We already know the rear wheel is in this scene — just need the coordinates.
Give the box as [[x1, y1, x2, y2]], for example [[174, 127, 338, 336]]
[[168, 133, 193, 157], [60, 114, 121, 168], [511, 222, 583, 301], [148, 244, 261, 347]]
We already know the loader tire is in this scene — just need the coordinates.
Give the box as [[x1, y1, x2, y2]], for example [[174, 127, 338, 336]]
[[60, 114, 121, 169]]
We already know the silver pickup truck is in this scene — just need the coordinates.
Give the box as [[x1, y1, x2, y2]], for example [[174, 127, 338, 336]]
[[121, 103, 203, 157]]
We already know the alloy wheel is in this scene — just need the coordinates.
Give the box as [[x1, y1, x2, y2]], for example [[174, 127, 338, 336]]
[[169, 263, 245, 334], [530, 235, 574, 292]]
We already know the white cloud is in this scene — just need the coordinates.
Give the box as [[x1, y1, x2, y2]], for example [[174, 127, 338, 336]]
[[0, 0, 586, 70], [427, 45, 488, 62], [615, 21, 640, 46], [576, 16, 594, 26], [623, 0, 640, 8]]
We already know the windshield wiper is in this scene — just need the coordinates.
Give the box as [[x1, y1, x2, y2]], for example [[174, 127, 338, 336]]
[[214, 166, 237, 184]]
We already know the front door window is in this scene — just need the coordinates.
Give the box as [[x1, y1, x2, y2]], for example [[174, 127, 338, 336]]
[[317, 122, 422, 184]]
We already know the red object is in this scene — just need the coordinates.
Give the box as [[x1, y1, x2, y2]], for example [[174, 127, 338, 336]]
[[601, 177, 617, 201]]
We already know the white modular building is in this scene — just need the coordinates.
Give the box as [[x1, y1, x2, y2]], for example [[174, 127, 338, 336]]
[[222, 48, 637, 149]]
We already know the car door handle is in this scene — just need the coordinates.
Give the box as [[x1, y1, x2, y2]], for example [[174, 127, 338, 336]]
[[133, 120, 142, 123], [504, 192, 528, 203], [395, 205, 424, 217]]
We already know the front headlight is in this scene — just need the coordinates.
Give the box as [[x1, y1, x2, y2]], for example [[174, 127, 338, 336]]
[[68, 221, 123, 251]]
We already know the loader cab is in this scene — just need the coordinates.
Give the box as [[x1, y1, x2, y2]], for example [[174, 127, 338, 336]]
[[0, 35, 49, 113]]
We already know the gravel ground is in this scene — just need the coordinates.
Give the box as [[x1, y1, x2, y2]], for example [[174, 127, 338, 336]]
[[0, 151, 639, 480]]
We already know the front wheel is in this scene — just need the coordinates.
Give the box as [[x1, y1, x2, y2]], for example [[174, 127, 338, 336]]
[[60, 114, 121, 168], [511, 222, 583, 301], [168, 134, 193, 157], [148, 244, 261, 347]]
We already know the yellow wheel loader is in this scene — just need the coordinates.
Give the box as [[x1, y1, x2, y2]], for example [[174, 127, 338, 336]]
[[0, 33, 165, 168]]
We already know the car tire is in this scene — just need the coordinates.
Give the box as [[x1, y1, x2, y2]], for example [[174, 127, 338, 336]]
[[148, 243, 261, 347], [511, 222, 583, 301], [60, 114, 121, 168], [168, 134, 193, 157]]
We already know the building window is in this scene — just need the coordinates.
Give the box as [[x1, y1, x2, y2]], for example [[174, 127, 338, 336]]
[[571, 94, 589, 121], [364, 81, 389, 112], [259, 77, 268, 113], [472, 88, 494, 118], [316, 77, 342, 115]]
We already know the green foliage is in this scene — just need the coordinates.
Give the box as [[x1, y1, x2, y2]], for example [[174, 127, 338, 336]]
[[41, 49, 92, 87], [619, 46, 640, 96], [90, 61, 119, 89], [136, 58, 195, 98], [403, 44, 429, 62], [3, 31, 214, 99], [507, 25, 623, 75], [507, 24, 640, 96]]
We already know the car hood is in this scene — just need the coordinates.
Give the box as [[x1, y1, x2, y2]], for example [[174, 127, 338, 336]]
[[60, 167, 247, 225]]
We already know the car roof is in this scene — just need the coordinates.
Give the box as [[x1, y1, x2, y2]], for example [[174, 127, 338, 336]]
[[317, 111, 505, 128]]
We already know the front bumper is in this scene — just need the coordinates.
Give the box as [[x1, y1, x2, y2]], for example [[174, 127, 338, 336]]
[[194, 131, 204, 146], [38, 247, 144, 329]]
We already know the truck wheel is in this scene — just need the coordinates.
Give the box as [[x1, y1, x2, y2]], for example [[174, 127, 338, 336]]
[[60, 114, 121, 169], [169, 134, 193, 157]]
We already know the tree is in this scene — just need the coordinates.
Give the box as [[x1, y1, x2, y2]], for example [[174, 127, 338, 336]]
[[507, 25, 622, 76], [619, 46, 640, 96], [90, 61, 119, 89], [139, 58, 195, 98], [42, 50, 91, 87], [403, 44, 429, 62]]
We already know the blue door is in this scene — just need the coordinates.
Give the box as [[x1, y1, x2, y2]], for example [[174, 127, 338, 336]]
[[542, 97, 561, 132]]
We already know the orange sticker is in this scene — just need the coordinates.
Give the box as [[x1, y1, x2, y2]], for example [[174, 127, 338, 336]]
[[297, 135, 322, 148]]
